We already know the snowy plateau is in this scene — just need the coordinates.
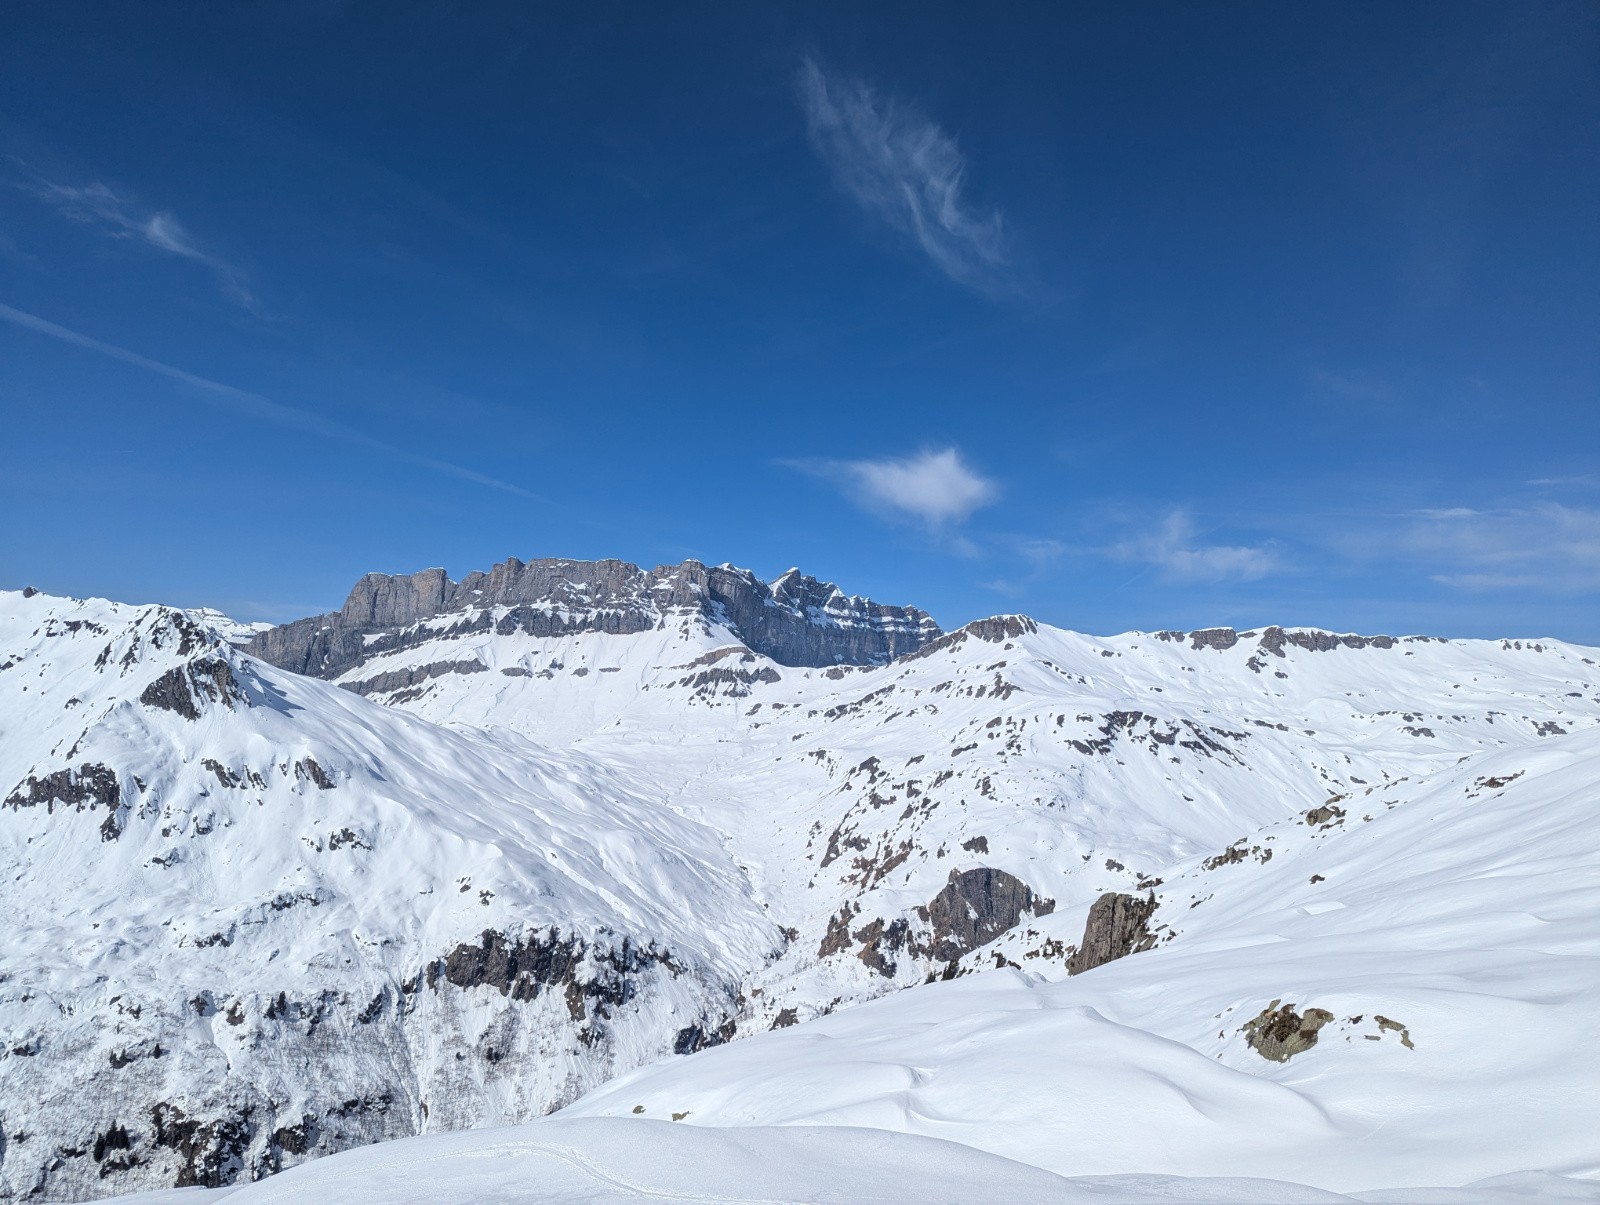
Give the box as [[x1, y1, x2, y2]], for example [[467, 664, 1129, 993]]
[[1, 556, 1597, 1203]]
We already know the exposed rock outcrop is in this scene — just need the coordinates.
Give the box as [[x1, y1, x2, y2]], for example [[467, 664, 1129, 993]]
[[851, 916, 915, 978], [246, 558, 940, 679], [1242, 1001, 1335, 1062], [900, 615, 1036, 663], [5, 762, 124, 842], [1305, 802, 1346, 827], [139, 657, 247, 721], [1066, 891, 1157, 975], [1257, 627, 1396, 655], [343, 659, 489, 697], [925, 868, 1053, 962], [672, 1020, 736, 1055], [149, 1102, 257, 1189], [426, 927, 678, 1032]]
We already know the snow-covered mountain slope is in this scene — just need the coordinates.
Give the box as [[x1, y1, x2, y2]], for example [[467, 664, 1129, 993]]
[[270, 565, 1600, 1033], [560, 727, 1600, 1195], [0, 589, 781, 1202], [100, 1118, 1594, 1205], [99, 1117, 1105, 1204], [7, 559, 1600, 1202]]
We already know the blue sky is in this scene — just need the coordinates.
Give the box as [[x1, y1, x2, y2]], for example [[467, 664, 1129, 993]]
[[2, 2, 1597, 640]]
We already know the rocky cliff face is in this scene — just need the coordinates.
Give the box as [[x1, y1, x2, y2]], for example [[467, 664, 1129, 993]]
[[245, 558, 940, 681]]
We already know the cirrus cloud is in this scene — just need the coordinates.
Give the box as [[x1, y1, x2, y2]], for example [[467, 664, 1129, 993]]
[[0, 302, 534, 499], [797, 59, 1010, 295], [19, 173, 258, 312], [1112, 510, 1278, 583], [1405, 504, 1600, 594]]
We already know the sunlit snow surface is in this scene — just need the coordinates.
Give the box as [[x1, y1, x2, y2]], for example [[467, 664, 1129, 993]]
[[5, 586, 1599, 1201], [99, 1119, 1595, 1204], [560, 730, 1600, 1194]]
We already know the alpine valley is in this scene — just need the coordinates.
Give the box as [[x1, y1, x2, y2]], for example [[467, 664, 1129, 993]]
[[2, 557, 1597, 1203]]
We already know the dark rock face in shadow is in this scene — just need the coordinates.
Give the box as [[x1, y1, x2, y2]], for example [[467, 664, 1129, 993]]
[[426, 927, 679, 1030], [926, 867, 1054, 962], [149, 1103, 256, 1189], [5, 762, 125, 840], [672, 1019, 736, 1055], [1066, 891, 1157, 976], [4, 762, 122, 815], [139, 657, 247, 721], [246, 558, 941, 679]]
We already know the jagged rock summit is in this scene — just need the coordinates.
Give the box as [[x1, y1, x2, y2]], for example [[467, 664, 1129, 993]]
[[246, 557, 941, 680]]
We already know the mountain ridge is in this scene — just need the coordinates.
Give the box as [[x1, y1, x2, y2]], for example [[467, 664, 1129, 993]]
[[243, 557, 941, 680], [241, 554, 1531, 708], [3, 580, 1597, 1201]]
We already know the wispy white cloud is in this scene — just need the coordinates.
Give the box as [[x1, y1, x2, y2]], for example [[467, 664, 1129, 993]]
[[0, 302, 536, 499], [1112, 510, 1277, 583], [977, 578, 1024, 597], [797, 59, 1009, 294], [1011, 536, 1067, 569], [21, 175, 258, 311], [1528, 473, 1600, 489], [978, 535, 1069, 597], [1404, 504, 1600, 593], [795, 447, 998, 526], [1309, 368, 1397, 404]]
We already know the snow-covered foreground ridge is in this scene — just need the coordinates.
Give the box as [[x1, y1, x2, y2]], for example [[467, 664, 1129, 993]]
[[2, 559, 1598, 1201], [97, 1118, 1598, 1205], [563, 727, 1600, 1196]]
